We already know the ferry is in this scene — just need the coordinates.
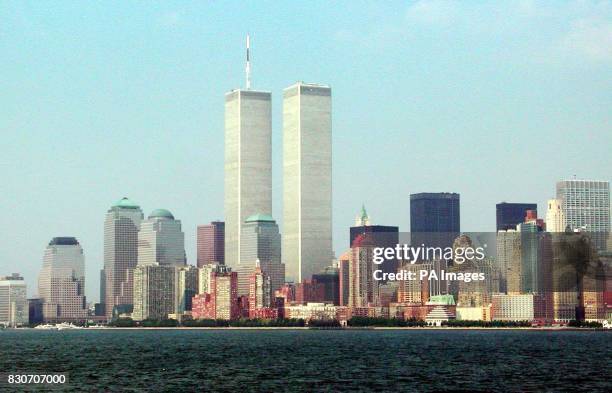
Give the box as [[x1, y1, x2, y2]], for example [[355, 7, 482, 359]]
[[34, 324, 58, 330]]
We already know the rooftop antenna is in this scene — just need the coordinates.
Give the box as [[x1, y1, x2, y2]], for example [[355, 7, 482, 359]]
[[245, 34, 251, 90]]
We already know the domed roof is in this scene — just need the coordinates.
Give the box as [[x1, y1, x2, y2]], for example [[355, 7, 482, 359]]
[[245, 213, 275, 223], [113, 197, 140, 209], [148, 209, 174, 219]]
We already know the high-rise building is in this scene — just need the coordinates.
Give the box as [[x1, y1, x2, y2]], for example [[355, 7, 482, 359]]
[[38, 237, 88, 322], [496, 230, 519, 293], [0, 273, 28, 327], [192, 266, 239, 320], [349, 205, 399, 275], [312, 266, 340, 305], [224, 88, 272, 269], [104, 197, 143, 319], [338, 252, 350, 306], [138, 209, 186, 267], [249, 262, 271, 315], [176, 265, 198, 313], [348, 234, 379, 308], [236, 214, 284, 297], [496, 202, 538, 231], [132, 264, 176, 321], [197, 221, 225, 267], [556, 179, 610, 250], [546, 199, 565, 232], [410, 193, 460, 251], [282, 82, 333, 283], [132, 209, 186, 321]]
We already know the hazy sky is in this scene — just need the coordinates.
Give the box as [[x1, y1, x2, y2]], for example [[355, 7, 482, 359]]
[[2, 1, 611, 301]]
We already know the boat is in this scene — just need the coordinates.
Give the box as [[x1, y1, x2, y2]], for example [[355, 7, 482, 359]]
[[34, 324, 58, 330], [56, 322, 83, 330]]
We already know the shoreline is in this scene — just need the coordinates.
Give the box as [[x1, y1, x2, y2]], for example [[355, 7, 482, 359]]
[[9, 326, 609, 331]]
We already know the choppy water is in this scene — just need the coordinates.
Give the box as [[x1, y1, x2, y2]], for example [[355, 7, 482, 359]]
[[0, 329, 610, 392]]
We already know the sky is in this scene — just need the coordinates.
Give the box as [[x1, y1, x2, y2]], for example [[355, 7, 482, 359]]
[[1, 1, 611, 302]]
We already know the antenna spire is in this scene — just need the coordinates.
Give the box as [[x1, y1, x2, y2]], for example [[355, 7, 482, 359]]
[[245, 34, 251, 90]]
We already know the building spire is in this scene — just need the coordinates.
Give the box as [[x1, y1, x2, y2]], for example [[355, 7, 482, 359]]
[[245, 34, 251, 90]]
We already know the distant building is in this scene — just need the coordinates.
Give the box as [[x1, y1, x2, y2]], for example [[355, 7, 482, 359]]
[[176, 265, 198, 313], [192, 266, 238, 320], [236, 214, 284, 298], [248, 262, 271, 317], [349, 205, 399, 275], [410, 193, 460, 251], [104, 197, 143, 319], [312, 266, 340, 305], [496, 202, 537, 231], [284, 302, 337, 321], [348, 234, 379, 308], [28, 298, 43, 324], [38, 237, 88, 322], [224, 89, 272, 269], [0, 273, 28, 327], [295, 279, 325, 303], [283, 82, 333, 283], [338, 252, 350, 306], [492, 294, 540, 321], [197, 221, 225, 267], [397, 262, 431, 304], [138, 209, 186, 267], [545, 199, 565, 232], [556, 179, 610, 250], [99, 268, 106, 316], [132, 264, 176, 321]]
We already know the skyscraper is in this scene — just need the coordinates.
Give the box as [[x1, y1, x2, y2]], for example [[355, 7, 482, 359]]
[[132, 209, 186, 321], [137, 209, 186, 267], [38, 237, 88, 322], [197, 221, 225, 267], [546, 199, 565, 232], [348, 234, 379, 308], [496, 202, 538, 231], [236, 214, 284, 297], [224, 88, 272, 269], [410, 193, 460, 251], [283, 82, 333, 282], [556, 179, 610, 250], [104, 197, 143, 319], [0, 273, 28, 327]]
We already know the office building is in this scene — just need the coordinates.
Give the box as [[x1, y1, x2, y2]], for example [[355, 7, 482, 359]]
[[224, 88, 272, 269], [0, 273, 28, 327], [104, 197, 143, 319], [176, 265, 198, 313], [138, 209, 186, 267], [410, 193, 460, 251], [132, 264, 176, 321], [312, 266, 340, 305], [338, 252, 350, 306], [546, 199, 565, 232], [249, 262, 271, 315], [496, 202, 537, 231], [282, 82, 333, 282], [236, 214, 284, 297], [349, 206, 399, 275], [38, 237, 88, 322], [197, 221, 225, 267], [348, 234, 379, 308], [556, 179, 610, 250], [192, 266, 239, 320]]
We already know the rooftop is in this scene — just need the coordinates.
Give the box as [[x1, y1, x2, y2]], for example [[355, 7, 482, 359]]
[[148, 209, 174, 220], [49, 237, 79, 246], [112, 197, 140, 209], [245, 213, 275, 223]]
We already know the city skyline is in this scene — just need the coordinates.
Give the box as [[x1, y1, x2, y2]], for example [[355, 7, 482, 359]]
[[2, 2, 611, 301]]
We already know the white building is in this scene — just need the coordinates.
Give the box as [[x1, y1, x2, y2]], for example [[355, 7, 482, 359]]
[[545, 198, 565, 233], [556, 179, 610, 250], [492, 294, 534, 321], [38, 237, 88, 322], [0, 273, 28, 327], [224, 89, 272, 269], [284, 302, 337, 321], [138, 209, 186, 267], [103, 197, 143, 319], [283, 82, 333, 282]]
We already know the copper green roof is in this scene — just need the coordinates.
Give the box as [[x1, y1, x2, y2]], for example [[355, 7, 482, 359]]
[[113, 197, 140, 209], [245, 214, 275, 223], [148, 209, 174, 219], [428, 294, 456, 305]]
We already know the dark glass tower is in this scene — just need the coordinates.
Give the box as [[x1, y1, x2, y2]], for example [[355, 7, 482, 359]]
[[496, 202, 537, 231], [410, 193, 460, 252]]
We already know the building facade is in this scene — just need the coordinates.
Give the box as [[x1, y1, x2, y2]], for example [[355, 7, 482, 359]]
[[38, 237, 88, 322], [410, 193, 460, 251], [545, 199, 565, 232], [282, 82, 333, 283], [138, 209, 186, 267], [0, 273, 28, 327], [132, 264, 176, 321], [104, 197, 143, 319], [556, 179, 610, 250], [496, 202, 538, 231], [224, 89, 272, 268], [197, 221, 225, 267]]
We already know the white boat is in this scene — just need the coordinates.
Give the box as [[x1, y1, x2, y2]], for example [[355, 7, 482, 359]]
[[56, 322, 83, 330], [34, 324, 58, 330]]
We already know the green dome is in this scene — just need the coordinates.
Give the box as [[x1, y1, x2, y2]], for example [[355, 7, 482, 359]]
[[149, 209, 174, 219], [245, 213, 275, 223], [113, 197, 140, 209]]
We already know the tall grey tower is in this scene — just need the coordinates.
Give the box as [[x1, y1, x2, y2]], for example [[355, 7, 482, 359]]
[[104, 197, 143, 319], [224, 36, 272, 269], [282, 82, 333, 282]]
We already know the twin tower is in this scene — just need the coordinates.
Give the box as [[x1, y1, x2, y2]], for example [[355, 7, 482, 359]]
[[224, 82, 332, 283]]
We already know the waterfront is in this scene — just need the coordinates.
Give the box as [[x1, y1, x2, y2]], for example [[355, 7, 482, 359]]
[[1, 330, 610, 392]]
